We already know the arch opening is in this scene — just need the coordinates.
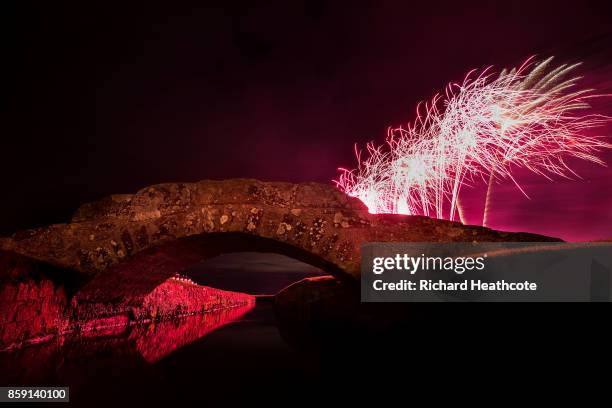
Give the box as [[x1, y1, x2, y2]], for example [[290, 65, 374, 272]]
[[76, 232, 351, 304], [183, 251, 326, 295]]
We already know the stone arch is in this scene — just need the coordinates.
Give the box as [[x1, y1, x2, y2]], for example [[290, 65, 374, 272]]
[[0, 180, 374, 280], [0, 179, 561, 308]]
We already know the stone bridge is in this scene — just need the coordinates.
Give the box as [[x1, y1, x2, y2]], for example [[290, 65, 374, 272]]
[[0, 179, 559, 306]]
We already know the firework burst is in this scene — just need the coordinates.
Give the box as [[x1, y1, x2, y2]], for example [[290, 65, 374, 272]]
[[335, 57, 611, 224]]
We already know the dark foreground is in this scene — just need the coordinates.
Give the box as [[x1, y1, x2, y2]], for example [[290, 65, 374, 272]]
[[0, 300, 609, 406], [0, 302, 341, 406]]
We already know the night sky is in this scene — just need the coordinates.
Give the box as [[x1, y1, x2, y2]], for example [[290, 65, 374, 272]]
[[5, 1, 612, 240]]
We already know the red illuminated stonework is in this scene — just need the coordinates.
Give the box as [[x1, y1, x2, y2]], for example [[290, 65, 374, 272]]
[[0, 279, 68, 347], [0, 179, 560, 350], [139, 276, 254, 320], [0, 259, 254, 350]]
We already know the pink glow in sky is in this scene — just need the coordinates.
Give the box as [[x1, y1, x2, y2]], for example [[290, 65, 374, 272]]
[[335, 59, 612, 241]]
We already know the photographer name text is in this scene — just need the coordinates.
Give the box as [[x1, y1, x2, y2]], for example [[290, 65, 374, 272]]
[[373, 279, 537, 292], [371, 254, 537, 292]]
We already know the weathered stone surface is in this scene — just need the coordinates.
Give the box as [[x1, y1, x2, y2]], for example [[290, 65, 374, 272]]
[[0, 278, 69, 347], [0, 250, 254, 349], [74, 276, 254, 324], [0, 179, 560, 287], [0, 252, 73, 347], [0, 273, 254, 349], [0, 178, 572, 350]]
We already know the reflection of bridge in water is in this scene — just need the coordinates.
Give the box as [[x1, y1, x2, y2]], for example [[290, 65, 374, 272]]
[[0, 303, 256, 387], [132, 303, 255, 363]]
